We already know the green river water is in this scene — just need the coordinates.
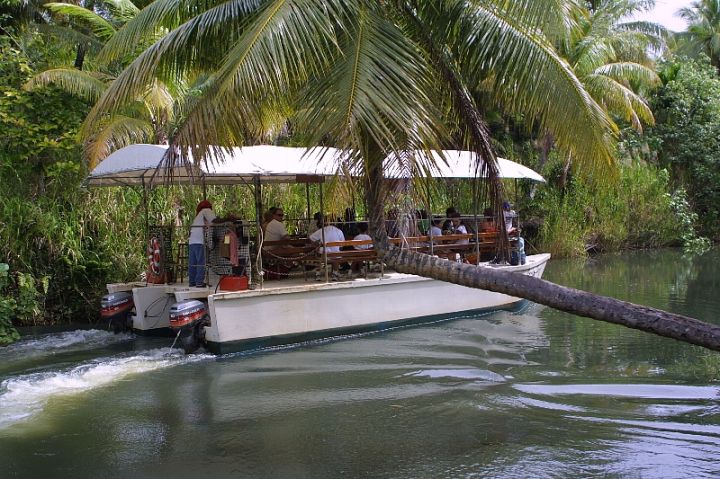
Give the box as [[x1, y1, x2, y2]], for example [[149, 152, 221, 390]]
[[2, 248, 720, 478]]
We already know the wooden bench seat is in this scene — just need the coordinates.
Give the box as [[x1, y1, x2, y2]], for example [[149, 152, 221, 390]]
[[259, 231, 518, 279]]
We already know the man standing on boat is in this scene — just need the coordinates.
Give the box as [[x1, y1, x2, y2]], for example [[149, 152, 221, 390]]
[[188, 200, 216, 287], [503, 201, 517, 233]]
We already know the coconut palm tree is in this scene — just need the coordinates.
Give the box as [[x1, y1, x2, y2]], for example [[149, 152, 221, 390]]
[[24, 0, 194, 166], [537, 0, 664, 178], [81, 0, 720, 350], [677, 0, 720, 70]]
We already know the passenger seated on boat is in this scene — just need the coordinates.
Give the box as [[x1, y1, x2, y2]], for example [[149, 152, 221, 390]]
[[352, 222, 372, 249], [441, 206, 457, 233], [264, 207, 290, 244], [447, 212, 469, 244], [480, 207, 497, 233], [260, 207, 276, 233], [309, 216, 345, 252], [428, 218, 443, 238], [310, 216, 346, 280], [188, 200, 216, 287]]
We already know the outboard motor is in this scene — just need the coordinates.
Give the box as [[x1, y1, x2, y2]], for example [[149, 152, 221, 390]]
[[100, 291, 134, 333], [169, 300, 208, 354]]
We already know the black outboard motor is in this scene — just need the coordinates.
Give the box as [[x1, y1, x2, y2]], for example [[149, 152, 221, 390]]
[[169, 300, 208, 354], [100, 291, 134, 333]]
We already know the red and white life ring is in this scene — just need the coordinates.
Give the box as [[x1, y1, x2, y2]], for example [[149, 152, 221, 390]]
[[147, 236, 162, 277]]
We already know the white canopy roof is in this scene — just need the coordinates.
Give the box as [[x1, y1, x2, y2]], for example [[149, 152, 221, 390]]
[[87, 144, 545, 186], [384, 149, 546, 182], [87, 144, 350, 186]]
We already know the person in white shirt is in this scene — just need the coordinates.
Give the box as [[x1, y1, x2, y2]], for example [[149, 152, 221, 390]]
[[188, 200, 216, 287], [352, 222, 373, 250], [264, 207, 290, 242], [428, 218, 442, 238], [448, 212, 469, 244], [309, 217, 345, 253], [503, 201, 517, 233]]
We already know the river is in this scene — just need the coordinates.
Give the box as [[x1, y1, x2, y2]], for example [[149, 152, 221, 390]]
[[2, 248, 720, 478]]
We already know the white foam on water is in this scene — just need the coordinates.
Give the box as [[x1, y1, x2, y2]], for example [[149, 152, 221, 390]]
[[0, 329, 130, 359], [404, 368, 507, 383], [513, 383, 720, 400], [0, 348, 212, 428]]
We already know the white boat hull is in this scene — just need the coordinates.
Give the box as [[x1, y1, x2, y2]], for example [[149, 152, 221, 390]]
[[108, 253, 550, 353]]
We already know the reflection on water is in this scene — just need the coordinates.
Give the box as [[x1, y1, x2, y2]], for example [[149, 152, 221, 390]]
[[2, 248, 720, 478]]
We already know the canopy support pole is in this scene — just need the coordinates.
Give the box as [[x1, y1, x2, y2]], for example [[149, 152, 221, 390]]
[[141, 178, 149, 240], [305, 183, 311, 234], [425, 180, 435, 256], [253, 176, 263, 289], [319, 182, 328, 282], [472, 175, 480, 265]]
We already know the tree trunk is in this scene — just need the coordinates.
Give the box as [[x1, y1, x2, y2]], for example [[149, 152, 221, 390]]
[[382, 248, 720, 352], [74, 42, 86, 70], [536, 131, 554, 172]]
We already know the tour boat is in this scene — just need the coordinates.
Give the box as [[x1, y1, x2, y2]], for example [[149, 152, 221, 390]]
[[92, 144, 550, 354]]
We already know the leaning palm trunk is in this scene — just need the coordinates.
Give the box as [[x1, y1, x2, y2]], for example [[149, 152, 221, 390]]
[[380, 247, 720, 352]]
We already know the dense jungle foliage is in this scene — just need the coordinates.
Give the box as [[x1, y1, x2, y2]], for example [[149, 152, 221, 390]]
[[1, 0, 720, 344]]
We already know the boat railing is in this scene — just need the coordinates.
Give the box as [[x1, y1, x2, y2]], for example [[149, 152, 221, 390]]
[[147, 214, 521, 285]]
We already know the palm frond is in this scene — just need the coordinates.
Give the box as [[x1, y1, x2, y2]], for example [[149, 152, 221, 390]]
[[101, 0, 140, 22], [584, 73, 654, 130], [461, 1, 617, 175], [594, 61, 660, 88], [164, 0, 357, 160], [296, 6, 444, 159], [96, 0, 249, 65], [84, 115, 155, 167], [36, 23, 105, 52], [23, 68, 112, 102], [43, 3, 117, 41], [83, 0, 268, 138]]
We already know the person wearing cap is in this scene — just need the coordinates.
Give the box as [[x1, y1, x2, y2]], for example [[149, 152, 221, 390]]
[[188, 200, 216, 287]]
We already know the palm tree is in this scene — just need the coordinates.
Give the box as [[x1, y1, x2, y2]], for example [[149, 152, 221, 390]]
[[24, 0, 193, 166], [81, 0, 720, 350], [677, 0, 720, 70], [539, 0, 663, 179]]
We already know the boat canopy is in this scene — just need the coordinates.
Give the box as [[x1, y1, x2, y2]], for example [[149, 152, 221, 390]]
[[383, 150, 546, 182], [87, 144, 545, 187], [86, 144, 350, 187]]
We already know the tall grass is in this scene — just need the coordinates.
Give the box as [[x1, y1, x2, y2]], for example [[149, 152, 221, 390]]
[[534, 161, 684, 256]]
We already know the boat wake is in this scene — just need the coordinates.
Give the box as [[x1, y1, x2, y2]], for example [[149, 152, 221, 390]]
[[0, 348, 212, 429], [0, 329, 131, 360]]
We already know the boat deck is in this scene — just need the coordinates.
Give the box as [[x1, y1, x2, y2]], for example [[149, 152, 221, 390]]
[[106, 253, 549, 302]]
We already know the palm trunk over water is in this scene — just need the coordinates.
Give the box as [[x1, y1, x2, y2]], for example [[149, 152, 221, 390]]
[[364, 153, 720, 353], [384, 249, 720, 352]]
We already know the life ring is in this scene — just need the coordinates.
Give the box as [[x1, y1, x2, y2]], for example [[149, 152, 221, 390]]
[[147, 236, 162, 277]]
